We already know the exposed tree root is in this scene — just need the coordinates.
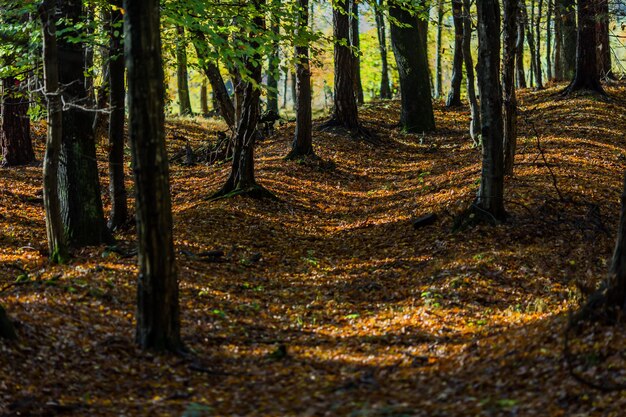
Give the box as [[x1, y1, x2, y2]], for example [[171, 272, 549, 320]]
[[208, 183, 278, 202], [317, 118, 380, 145], [452, 202, 506, 232]]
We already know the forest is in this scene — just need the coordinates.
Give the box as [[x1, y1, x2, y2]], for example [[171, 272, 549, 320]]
[[2, 0, 626, 415]]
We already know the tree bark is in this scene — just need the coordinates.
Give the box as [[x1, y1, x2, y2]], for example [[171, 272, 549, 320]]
[[350, 0, 364, 105], [287, 0, 314, 159], [476, 0, 506, 220], [124, 0, 182, 352], [555, 0, 576, 81], [534, 0, 544, 88], [375, 0, 392, 99], [108, 0, 127, 231], [563, 0, 604, 94], [596, 0, 611, 78], [39, 0, 68, 263], [435, 0, 444, 99], [503, 0, 519, 175], [1, 77, 34, 167], [462, 0, 480, 143], [267, 0, 280, 115], [176, 25, 193, 116], [57, 0, 109, 247], [516, 0, 527, 88], [200, 79, 209, 116], [389, 0, 435, 133], [546, 0, 553, 81], [447, 0, 463, 107]]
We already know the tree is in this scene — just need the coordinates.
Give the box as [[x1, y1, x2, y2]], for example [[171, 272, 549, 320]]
[[1, 77, 34, 166], [554, 0, 576, 81], [533, 0, 544, 88], [57, 0, 110, 247], [176, 25, 193, 116], [124, 0, 183, 352], [375, 0, 392, 99], [596, 0, 611, 79], [108, 0, 128, 231], [503, 0, 519, 175], [389, 0, 435, 133], [267, 0, 281, 115], [516, 0, 527, 88], [545, 0, 553, 81], [287, 0, 314, 159], [434, 0, 444, 99], [351, 0, 364, 105], [475, 0, 505, 220], [462, 0, 480, 143], [40, 0, 68, 263], [446, 0, 463, 107], [563, 0, 604, 94]]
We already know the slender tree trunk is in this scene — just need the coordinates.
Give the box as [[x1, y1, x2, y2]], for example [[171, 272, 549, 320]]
[[596, 0, 611, 78], [40, 0, 68, 264], [108, 0, 127, 231], [1, 77, 35, 166], [503, 0, 519, 175], [534, 0, 544, 88], [389, 0, 435, 133], [351, 0, 364, 105], [556, 0, 576, 80], [287, 0, 314, 159], [200, 79, 209, 116], [290, 69, 297, 112], [516, 0, 527, 88], [554, 0, 563, 79], [267, 0, 281, 114], [462, 0, 480, 143], [57, 0, 109, 247], [0, 304, 16, 340], [447, 0, 463, 107], [476, 0, 506, 220], [546, 0, 553, 81], [564, 0, 604, 94], [176, 25, 193, 116], [375, 0, 391, 99], [434, 0, 444, 99], [124, 0, 182, 352]]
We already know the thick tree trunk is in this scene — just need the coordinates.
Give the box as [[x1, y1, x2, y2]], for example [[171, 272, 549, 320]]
[[287, 0, 314, 159], [476, 0, 506, 220], [176, 25, 193, 116], [57, 0, 109, 247], [375, 0, 392, 99], [1, 77, 34, 166], [200, 80, 209, 116], [462, 0, 480, 143], [351, 0, 364, 105], [40, 0, 68, 263], [124, 0, 182, 352], [0, 304, 16, 340], [516, 0, 527, 88], [596, 0, 611, 78], [435, 0, 444, 99], [564, 0, 604, 94], [108, 0, 127, 231], [326, 0, 359, 130], [389, 0, 435, 133], [556, 0, 576, 81], [503, 0, 519, 175], [267, 0, 280, 115], [546, 0, 553, 81], [447, 0, 463, 107]]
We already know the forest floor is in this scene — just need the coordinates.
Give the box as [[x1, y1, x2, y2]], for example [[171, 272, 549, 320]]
[[2, 84, 626, 416]]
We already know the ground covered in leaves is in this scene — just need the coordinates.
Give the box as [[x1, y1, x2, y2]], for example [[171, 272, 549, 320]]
[[2, 84, 626, 416]]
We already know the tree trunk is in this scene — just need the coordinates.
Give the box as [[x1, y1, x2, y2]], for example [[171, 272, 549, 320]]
[[1, 77, 34, 167], [0, 304, 16, 340], [596, 0, 611, 78], [350, 0, 364, 105], [267, 0, 280, 115], [375, 0, 392, 99], [389, 0, 435, 133], [546, 0, 553, 81], [108, 0, 127, 231], [57, 0, 109, 247], [516, 0, 527, 88], [124, 0, 182, 352], [200, 79, 209, 116], [190, 31, 236, 128], [503, 0, 519, 175], [556, 0, 576, 81], [176, 25, 193, 116], [326, 0, 359, 131], [563, 0, 604, 94], [447, 0, 463, 107], [434, 0, 444, 99], [39, 0, 68, 264], [554, 0, 563, 79], [476, 0, 506, 220], [462, 0, 481, 143], [287, 0, 314, 159], [534, 0, 544, 88]]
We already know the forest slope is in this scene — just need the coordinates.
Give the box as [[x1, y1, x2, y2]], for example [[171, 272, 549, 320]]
[[1, 85, 626, 416]]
